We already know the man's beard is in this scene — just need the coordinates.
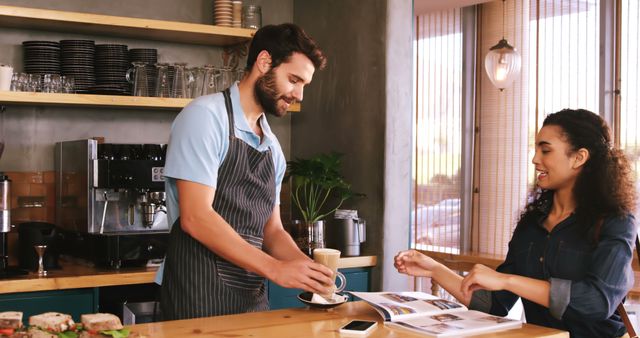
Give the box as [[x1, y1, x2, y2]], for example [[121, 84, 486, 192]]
[[254, 68, 288, 117]]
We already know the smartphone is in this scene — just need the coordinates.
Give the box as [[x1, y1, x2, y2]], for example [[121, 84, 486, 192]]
[[339, 320, 377, 335]]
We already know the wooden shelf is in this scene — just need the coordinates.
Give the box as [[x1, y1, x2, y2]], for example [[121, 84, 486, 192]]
[[0, 5, 254, 46], [0, 6, 304, 112], [0, 91, 190, 109], [0, 91, 302, 112]]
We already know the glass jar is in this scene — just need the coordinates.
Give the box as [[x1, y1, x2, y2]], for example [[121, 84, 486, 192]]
[[242, 5, 261, 30]]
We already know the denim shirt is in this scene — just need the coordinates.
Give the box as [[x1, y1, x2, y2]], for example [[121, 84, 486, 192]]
[[469, 211, 636, 338]]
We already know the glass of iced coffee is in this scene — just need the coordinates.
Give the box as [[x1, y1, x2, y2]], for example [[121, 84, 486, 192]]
[[313, 248, 346, 301]]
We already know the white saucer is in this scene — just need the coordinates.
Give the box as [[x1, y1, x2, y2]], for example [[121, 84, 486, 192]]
[[297, 292, 348, 309]]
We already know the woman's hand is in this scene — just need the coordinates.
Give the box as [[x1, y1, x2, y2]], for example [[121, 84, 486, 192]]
[[460, 264, 510, 299], [394, 250, 442, 277]]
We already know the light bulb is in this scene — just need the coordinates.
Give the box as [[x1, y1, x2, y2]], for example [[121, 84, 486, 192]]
[[495, 63, 508, 82], [484, 39, 521, 91]]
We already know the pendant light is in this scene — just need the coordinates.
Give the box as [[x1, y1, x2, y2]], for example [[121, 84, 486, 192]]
[[484, 0, 521, 91]]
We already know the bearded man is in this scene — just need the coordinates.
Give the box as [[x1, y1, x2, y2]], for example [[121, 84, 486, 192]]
[[158, 23, 334, 320]]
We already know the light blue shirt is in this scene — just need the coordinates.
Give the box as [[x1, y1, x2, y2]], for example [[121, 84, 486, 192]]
[[155, 82, 286, 285]]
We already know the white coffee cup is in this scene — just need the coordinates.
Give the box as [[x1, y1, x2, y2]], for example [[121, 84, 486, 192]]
[[0, 65, 13, 91]]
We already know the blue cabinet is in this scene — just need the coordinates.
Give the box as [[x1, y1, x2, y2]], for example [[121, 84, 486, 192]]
[[268, 267, 371, 310], [0, 288, 99, 326]]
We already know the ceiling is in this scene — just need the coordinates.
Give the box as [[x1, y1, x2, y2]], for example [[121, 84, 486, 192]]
[[414, 0, 495, 15]]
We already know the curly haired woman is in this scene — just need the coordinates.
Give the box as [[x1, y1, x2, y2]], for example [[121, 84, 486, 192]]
[[396, 109, 637, 338]]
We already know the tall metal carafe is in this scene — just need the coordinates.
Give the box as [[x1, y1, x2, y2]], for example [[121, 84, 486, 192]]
[[328, 209, 366, 257], [0, 175, 10, 270]]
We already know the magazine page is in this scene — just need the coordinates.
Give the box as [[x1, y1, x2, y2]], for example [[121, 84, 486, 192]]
[[385, 310, 522, 338], [349, 291, 467, 322]]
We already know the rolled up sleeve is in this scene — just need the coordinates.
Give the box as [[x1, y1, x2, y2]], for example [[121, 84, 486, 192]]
[[560, 215, 636, 322], [470, 289, 493, 313], [468, 224, 525, 316], [549, 277, 572, 319]]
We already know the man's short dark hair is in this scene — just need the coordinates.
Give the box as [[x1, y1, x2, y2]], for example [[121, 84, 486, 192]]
[[245, 23, 326, 71]]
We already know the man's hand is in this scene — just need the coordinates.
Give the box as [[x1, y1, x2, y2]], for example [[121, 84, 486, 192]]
[[394, 250, 442, 277], [268, 259, 335, 295]]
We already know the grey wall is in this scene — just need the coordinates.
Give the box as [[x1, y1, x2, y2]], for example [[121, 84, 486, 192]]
[[292, 0, 413, 291], [293, 0, 410, 291], [0, 0, 293, 171]]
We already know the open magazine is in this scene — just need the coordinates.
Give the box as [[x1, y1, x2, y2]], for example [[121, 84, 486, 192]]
[[349, 291, 521, 337]]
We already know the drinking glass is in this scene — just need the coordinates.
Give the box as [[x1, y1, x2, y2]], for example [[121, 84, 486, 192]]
[[42, 74, 61, 93], [242, 5, 262, 29], [171, 63, 188, 98], [186, 67, 200, 98], [9, 72, 20, 91], [62, 75, 75, 93], [126, 62, 150, 97], [202, 65, 219, 96], [154, 63, 171, 98], [26, 74, 40, 92], [51, 74, 62, 93], [16, 73, 29, 92]]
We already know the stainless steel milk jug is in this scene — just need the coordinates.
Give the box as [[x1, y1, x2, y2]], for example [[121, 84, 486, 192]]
[[328, 209, 366, 256]]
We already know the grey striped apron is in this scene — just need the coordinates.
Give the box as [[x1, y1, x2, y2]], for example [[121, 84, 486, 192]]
[[160, 89, 276, 320]]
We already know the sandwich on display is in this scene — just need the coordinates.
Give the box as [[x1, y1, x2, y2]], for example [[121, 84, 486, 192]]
[[0, 312, 140, 338], [0, 312, 23, 337], [78, 313, 129, 338], [28, 312, 77, 338]]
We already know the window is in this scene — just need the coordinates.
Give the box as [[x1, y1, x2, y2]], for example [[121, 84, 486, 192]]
[[413, 0, 608, 258], [620, 0, 640, 220], [473, 0, 600, 256], [412, 9, 463, 254]]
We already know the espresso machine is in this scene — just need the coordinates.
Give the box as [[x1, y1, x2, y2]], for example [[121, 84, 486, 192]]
[[55, 139, 169, 268]]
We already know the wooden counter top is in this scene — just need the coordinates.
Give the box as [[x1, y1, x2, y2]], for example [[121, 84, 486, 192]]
[[0, 256, 377, 294], [130, 301, 568, 338]]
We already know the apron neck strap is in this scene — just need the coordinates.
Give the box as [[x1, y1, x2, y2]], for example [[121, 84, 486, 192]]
[[222, 89, 235, 137]]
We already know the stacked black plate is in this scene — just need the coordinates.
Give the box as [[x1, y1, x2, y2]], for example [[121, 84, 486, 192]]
[[129, 48, 158, 96], [23, 41, 61, 76], [93, 44, 130, 95], [60, 40, 95, 93]]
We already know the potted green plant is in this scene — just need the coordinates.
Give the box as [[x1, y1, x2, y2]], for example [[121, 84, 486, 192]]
[[286, 152, 360, 251]]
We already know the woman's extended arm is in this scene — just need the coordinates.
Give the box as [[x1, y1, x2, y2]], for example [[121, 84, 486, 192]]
[[460, 264, 550, 308], [394, 250, 471, 305]]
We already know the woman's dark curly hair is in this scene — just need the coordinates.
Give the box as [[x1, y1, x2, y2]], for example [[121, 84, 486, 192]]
[[520, 109, 636, 237]]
